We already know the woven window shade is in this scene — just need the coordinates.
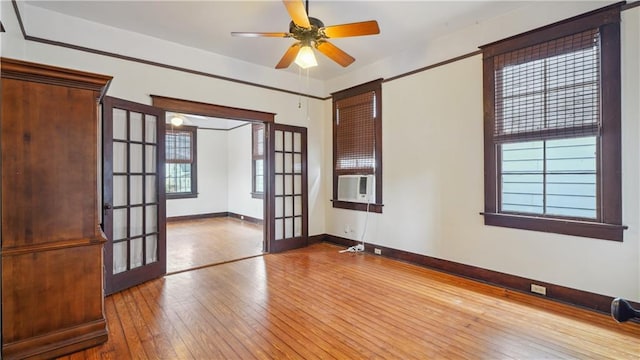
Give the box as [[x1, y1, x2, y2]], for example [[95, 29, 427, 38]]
[[252, 124, 264, 157], [494, 29, 600, 143], [335, 91, 376, 175], [166, 129, 192, 163]]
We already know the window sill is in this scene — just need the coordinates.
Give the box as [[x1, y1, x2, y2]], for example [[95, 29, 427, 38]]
[[480, 212, 627, 241], [251, 192, 264, 199], [332, 200, 383, 213], [167, 193, 198, 200]]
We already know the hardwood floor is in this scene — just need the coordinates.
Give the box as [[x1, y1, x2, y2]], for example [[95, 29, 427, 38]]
[[61, 243, 639, 359], [167, 217, 264, 273]]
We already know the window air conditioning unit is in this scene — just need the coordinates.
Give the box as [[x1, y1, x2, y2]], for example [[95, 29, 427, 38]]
[[337, 175, 375, 204]]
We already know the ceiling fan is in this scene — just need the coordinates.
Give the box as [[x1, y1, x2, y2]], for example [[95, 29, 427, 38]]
[[231, 0, 380, 69]]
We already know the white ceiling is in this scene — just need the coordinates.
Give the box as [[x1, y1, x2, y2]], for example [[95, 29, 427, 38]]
[[25, 0, 535, 81], [166, 112, 250, 130]]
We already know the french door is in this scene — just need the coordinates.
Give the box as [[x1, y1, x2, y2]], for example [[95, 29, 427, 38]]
[[102, 96, 166, 295], [268, 124, 308, 252]]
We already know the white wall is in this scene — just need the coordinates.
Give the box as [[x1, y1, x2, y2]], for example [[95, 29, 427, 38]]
[[227, 124, 263, 220], [325, 7, 640, 301], [166, 129, 229, 218], [633, 6, 640, 299], [167, 124, 264, 220]]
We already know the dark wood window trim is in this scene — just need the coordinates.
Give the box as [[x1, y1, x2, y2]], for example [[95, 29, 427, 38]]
[[332, 79, 383, 213], [165, 124, 198, 199], [251, 123, 265, 199], [480, 3, 625, 241]]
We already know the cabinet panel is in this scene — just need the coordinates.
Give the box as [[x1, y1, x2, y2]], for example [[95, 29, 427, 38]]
[[2, 245, 105, 343], [1, 79, 98, 248]]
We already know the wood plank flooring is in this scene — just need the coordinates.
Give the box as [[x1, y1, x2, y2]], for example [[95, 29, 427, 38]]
[[62, 243, 640, 359], [167, 217, 263, 273]]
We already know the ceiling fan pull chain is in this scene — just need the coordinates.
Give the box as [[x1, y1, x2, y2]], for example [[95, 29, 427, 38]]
[[298, 66, 303, 108]]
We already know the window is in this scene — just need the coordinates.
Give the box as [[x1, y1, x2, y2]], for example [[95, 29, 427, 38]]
[[481, 4, 624, 240], [165, 125, 197, 198], [252, 123, 265, 198], [332, 79, 382, 213], [501, 137, 597, 218]]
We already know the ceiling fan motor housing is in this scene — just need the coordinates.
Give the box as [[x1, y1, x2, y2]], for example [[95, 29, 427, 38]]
[[289, 17, 326, 44]]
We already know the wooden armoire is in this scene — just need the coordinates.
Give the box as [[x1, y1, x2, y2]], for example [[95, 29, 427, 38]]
[[1, 58, 112, 359]]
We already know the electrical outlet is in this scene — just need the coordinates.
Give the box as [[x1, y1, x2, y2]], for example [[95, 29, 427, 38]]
[[531, 284, 547, 296], [374, 248, 382, 255]]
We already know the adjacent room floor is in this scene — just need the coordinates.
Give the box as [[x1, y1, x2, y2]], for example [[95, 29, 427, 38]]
[[166, 217, 264, 273]]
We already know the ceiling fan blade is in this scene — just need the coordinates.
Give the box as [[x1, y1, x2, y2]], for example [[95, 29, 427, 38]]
[[316, 41, 355, 67], [282, 0, 311, 28], [231, 32, 290, 38], [276, 42, 302, 69], [322, 20, 380, 38]]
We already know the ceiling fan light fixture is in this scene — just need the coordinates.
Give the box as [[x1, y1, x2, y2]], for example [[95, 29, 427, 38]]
[[294, 45, 318, 69], [170, 114, 185, 126]]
